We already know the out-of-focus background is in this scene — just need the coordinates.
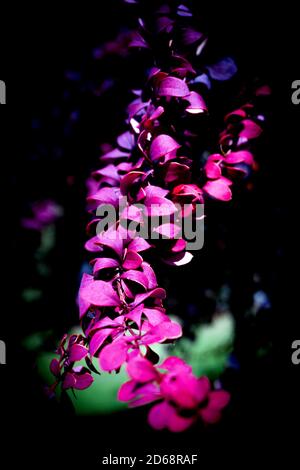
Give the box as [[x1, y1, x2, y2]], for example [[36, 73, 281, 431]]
[[2, 0, 299, 466]]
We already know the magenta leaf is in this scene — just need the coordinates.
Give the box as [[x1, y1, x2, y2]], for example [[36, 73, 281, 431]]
[[92, 257, 119, 275], [157, 76, 190, 97], [121, 270, 149, 289], [185, 91, 207, 114], [203, 178, 232, 201], [99, 338, 129, 371], [89, 328, 114, 357], [127, 355, 158, 382], [122, 250, 143, 270], [50, 358, 60, 377], [225, 150, 254, 166], [79, 274, 121, 316], [149, 134, 181, 161], [69, 344, 88, 362], [74, 370, 94, 390], [205, 161, 222, 179], [62, 372, 76, 390]]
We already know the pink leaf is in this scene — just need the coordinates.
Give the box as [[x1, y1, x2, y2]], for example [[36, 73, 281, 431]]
[[128, 237, 151, 253], [141, 263, 157, 289], [62, 372, 76, 390], [149, 134, 180, 161], [122, 250, 143, 270], [79, 274, 120, 317], [225, 150, 253, 165], [127, 355, 157, 383], [145, 196, 177, 216], [74, 372, 94, 390], [117, 131, 135, 150], [203, 178, 232, 201], [99, 338, 129, 371], [50, 358, 60, 377], [92, 257, 119, 275], [239, 119, 262, 139], [121, 270, 149, 289], [153, 223, 181, 239], [69, 344, 88, 362], [157, 76, 190, 97], [89, 328, 114, 357], [205, 161, 222, 179], [120, 171, 145, 195], [185, 91, 207, 114]]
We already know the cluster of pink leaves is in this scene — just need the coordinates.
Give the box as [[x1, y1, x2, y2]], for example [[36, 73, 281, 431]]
[[49, 0, 268, 431], [119, 355, 230, 432]]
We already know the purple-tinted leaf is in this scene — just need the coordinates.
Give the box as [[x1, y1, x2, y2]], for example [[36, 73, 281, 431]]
[[160, 356, 192, 373], [191, 73, 211, 88], [128, 237, 151, 253], [143, 307, 168, 326], [101, 148, 130, 162], [130, 31, 149, 49], [149, 320, 182, 343], [97, 229, 124, 258], [121, 270, 149, 289], [117, 131, 135, 150], [79, 274, 121, 315], [118, 380, 137, 401], [148, 401, 191, 431], [99, 338, 129, 371], [127, 355, 157, 382], [69, 344, 88, 362], [145, 196, 177, 216], [50, 358, 60, 377], [85, 236, 103, 253], [92, 257, 119, 275], [205, 161, 222, 179], [62, 372, 76, 390], [74, 371, 94, 390], [185, 91, 207, 114], [89, 328, 114, 357], [239, 120, 262, 139], [164, 162, 191, 184], [125, 303, 144, 327], [87, 187, 119, 207], [141, 263, 157, 289], [92, 164, 120, 183], [132, 288, 166, 307], [78, 273, 94, 318], [127, 99, 148, 118], [123, 250, 143, 270], [153, 223, 181, 239], [149, 134, 180, 161], [225, 150, 254, 166], [203, 177, 232, 201], [208, 390, 230, 409], [207, 57, 237, 81], [177, 4, 192, 16], [157, 76, 190, 97], [120, 171, 145, 195], [182, 27, 203, 45], [144, 185, 169, 199]]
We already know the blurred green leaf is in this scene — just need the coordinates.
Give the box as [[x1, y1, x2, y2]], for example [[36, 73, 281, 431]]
[[171, 313, 235, 379]]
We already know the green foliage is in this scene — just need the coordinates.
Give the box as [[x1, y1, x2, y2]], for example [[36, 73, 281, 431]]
[[171, 313, 235, 379]]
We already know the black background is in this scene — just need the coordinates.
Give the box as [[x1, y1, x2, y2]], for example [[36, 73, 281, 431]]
[[1, 1, 299, 467]]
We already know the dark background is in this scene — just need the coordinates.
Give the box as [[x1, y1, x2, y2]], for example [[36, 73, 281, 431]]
[[1, 1, 299, 466]]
